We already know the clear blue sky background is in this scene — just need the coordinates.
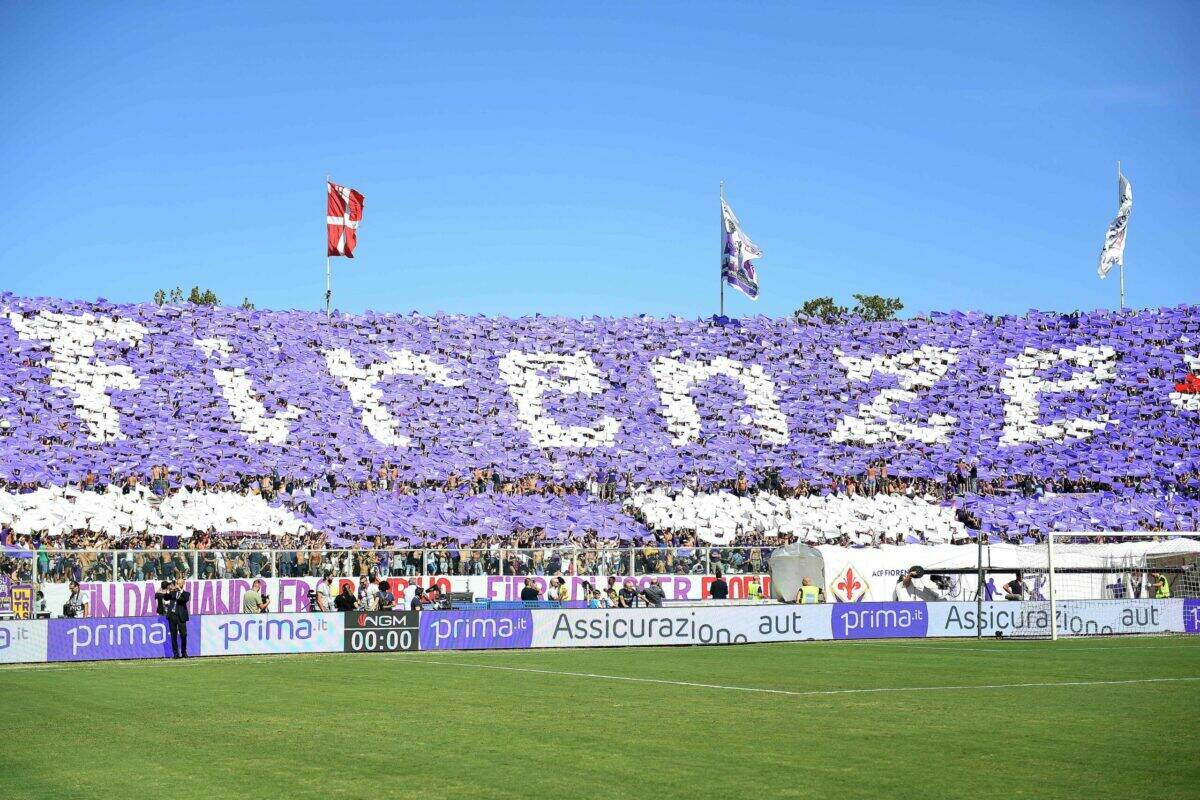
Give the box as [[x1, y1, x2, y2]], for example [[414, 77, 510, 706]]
[[1, 2, 1196, 318]]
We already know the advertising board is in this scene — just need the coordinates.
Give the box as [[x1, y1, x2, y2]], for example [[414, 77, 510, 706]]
[[925, 599, 1181, 637], [530, 605, 833, 648], [200, 613, 344, 656], [344, 611, 420, 653], [1185, 599, 1200, 634], [48, 616, 200, 661], [831, 602, 929, 639], [0, 620, 48, 663], [419, 609, 533, 650]]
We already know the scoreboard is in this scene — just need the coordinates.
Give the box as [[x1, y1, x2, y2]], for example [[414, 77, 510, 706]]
[[343, 611, 420, 652]]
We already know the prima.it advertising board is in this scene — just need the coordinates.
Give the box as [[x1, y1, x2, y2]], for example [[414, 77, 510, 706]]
[[200, 613, 344, 656], [344, 611, 420, 653], [1185, 599, 1200, 634], [831, 602, 930, 639], [0, 620, 48, 664], [926, 600, 1182, 638], [48, 616, 200, 661], [530, 605, 833, 648], [419, 609, 533, 650]]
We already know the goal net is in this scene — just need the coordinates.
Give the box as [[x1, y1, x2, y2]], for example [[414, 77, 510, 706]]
[[1004, 532, 1200, 639]]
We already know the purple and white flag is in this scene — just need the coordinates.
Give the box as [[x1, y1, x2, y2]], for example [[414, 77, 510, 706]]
[[721, 199, 762, 300], [1098, 172, 1132, 279]]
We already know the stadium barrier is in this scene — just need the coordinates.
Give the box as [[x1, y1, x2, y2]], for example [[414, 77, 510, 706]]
[[2, 599, 1197, 664]]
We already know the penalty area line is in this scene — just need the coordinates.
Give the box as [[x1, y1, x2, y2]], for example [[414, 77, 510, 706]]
[[389, 658, 1200, 698]]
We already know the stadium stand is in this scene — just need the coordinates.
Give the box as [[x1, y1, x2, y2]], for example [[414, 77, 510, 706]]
[[2, 294, 1200, 554]]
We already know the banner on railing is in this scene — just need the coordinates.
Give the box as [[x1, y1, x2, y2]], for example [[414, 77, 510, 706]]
[[42, 573, 772, 618]]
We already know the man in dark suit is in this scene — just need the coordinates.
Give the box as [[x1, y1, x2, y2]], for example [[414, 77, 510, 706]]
[[165, 577, 191, 658]]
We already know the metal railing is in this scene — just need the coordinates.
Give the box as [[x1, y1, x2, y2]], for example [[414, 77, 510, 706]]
[[27, 546, 774, 584]]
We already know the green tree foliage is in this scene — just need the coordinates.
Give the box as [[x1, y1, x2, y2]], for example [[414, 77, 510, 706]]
[[153, 289, 166, 306], [794, 295, 904, 323], [239, 297, 255, 310], [794, 297, 848, 323], [851, 294, 904, 321], [186, 286, 220, 306]]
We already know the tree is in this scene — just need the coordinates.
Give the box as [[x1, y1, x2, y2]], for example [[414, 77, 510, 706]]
[[187, 286, 219, 306], [239, 297, 255, 310], [851, 294, 904, 322], [168, 286, 184, 303], [153, 289, 166, 306], [794, 297, 848, 323]]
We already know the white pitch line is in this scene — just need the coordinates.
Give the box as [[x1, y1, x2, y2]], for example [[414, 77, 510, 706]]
[[389, 657, 1200, 698], [849, 641, 1200, 654]]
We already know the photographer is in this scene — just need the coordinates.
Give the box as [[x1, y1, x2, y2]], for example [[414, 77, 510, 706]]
[[333, 582, 357, 611], [641, 577, 666, 608], [154, 580, 172, 615], [618, 578, 640, 608], [313, 571, 334, 612], [63, 580, 88, 618], [519, 577, 541, 601], [894, 567, 943, 602], [241, 579, 269, 614], [377, 580, 396, 610]]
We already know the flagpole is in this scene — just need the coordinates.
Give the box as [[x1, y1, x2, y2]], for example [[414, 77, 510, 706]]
[[719, 181, 725, 318], [325, 174, 332, 319], [1117, 161, 1125, 311]]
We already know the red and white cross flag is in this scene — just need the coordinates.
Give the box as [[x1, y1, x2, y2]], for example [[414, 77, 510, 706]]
[[327, 180, 365, 258]]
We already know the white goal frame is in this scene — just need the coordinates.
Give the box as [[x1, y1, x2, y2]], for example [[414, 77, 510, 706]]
[[1046, 531, 1197, 641]]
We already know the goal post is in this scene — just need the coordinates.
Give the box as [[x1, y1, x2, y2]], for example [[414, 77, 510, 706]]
[[1044, 532, 1200, 640], [917, 532, 1200, 639]]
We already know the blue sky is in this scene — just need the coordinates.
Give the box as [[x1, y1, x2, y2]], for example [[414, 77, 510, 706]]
[[0, 2, 1196, 318]]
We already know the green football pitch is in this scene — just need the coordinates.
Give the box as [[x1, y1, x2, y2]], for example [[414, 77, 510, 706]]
[[2, 637, 1198, 800]]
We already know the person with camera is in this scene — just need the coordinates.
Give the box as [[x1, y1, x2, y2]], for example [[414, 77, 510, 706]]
[[63, 580, 88, 618], [377, 580, 396, 610], [641, 577, 666, 607], [894, 567, 942, 602], [313, 571, 334, 612], [333, 582, 357, 611], [241, 579, 269, 614]]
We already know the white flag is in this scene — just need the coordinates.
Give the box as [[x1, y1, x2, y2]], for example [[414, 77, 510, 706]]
[[1098, 172, 1132, 279], [721, 199, 763, 300]]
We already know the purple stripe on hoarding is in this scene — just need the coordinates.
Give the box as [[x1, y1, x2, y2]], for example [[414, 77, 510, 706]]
[[1185, 599, 1200, 634], [48, 616, 200, 661], [831, 602, 929, 639], [419, 609, 532, 650]]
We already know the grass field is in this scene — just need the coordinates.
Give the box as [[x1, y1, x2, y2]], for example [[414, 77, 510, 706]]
[[2, 637, 1198, 799]]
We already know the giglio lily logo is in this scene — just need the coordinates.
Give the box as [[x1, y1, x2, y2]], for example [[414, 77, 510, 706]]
[[832, 565, 867, 602]]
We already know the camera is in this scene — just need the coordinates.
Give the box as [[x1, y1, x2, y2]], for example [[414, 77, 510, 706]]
[[62, 604, 77, 618]]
